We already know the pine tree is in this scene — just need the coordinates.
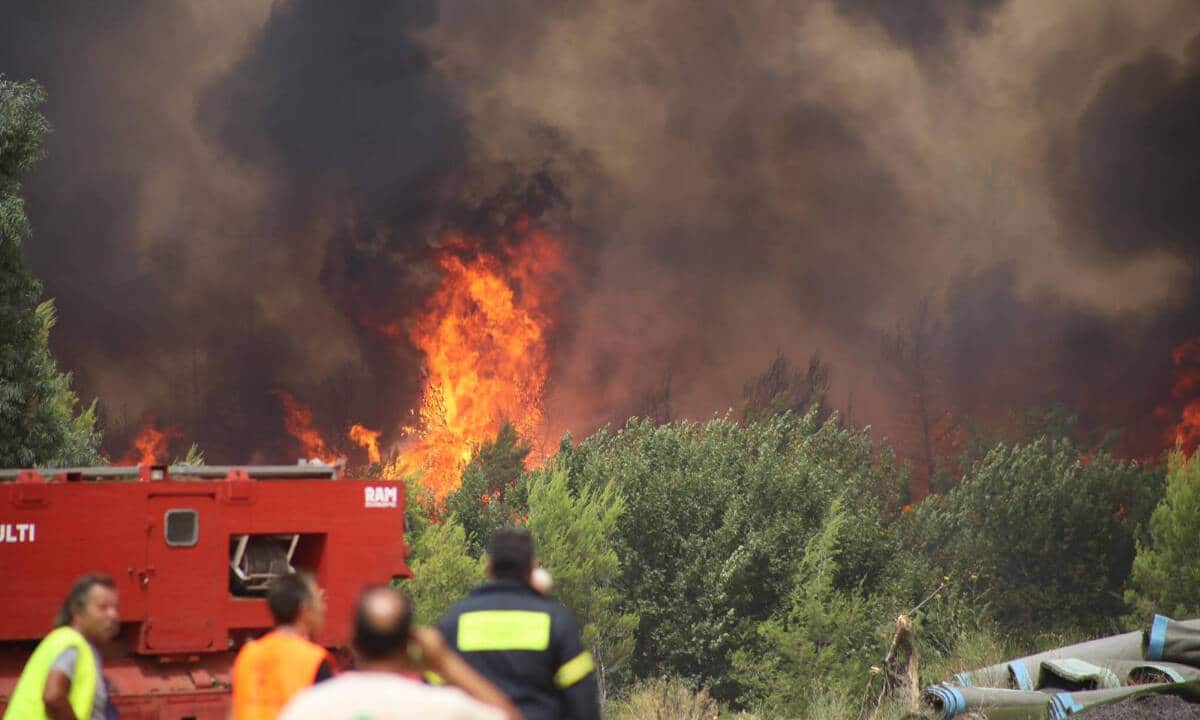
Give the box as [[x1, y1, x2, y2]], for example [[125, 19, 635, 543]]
[[1127, 451, 1200, 618], [0, 78, 100, 467]]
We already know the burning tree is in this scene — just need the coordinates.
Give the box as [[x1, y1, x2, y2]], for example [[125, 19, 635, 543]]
[[116, 416, 181, 465], [390, 223, 565, 498], [1162, 338, 1200, 456]]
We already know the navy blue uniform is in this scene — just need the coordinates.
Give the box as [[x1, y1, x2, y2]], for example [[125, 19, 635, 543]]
[[439, 580, 601, 720]]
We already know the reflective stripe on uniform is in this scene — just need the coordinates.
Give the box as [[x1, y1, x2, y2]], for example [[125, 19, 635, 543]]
[[554, 651, 595, 688], [457, 610, 552, 652]]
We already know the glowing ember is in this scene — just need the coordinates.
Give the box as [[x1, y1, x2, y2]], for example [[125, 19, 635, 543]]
[[117, 416, 180, 465], [274, 389, 342, 463], [393, 227, 564, 498], [1166, 339, 1200, 456], [349, 423, 382, 464]]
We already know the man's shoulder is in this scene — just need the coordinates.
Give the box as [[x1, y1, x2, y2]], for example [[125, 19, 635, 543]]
[[446, 584, 575, 623], [281, 672, 505, 720], [255, 631, 326, 654], [232, 636, 257, 661]]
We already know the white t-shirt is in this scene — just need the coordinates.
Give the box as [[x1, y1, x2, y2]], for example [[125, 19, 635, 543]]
[[278, 671, 506, 720]]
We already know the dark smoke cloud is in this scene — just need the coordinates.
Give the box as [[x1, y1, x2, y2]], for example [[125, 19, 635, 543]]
[[1066, 33, 1200, 261], [200, 1, 460, 215], [833, 0, 1007, 50], [0, 1, 469, 460], [429, 0, 1200, 450], [2, 0, 1199, 467], [939, 265, 1174, 455]]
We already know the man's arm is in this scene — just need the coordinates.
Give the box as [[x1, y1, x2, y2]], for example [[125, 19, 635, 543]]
[[553, 614, 601, 720], [42, 668, 79, 720], [559, 667, 601, 720], [412, 627, 522, 720]]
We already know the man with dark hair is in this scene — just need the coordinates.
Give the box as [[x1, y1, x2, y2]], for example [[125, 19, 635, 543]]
[[439, 528, 601, 720], [4, 573, 120, 720], [279, 586, 519, 720], [231, 572, 334, 720]]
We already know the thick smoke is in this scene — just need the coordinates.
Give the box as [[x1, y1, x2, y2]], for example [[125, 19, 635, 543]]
[[832, 0, 1007, 50], [429, 0, 1200, 451], [2, 0, 1198, 465], [1067, 37, 1200, 261]]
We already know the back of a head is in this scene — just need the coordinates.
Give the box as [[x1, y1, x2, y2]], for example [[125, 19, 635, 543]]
[[487, 527, 535, 581], [55, 573, 116, 627], [267, 572, 315, 626], [353, 586, 412, 661]]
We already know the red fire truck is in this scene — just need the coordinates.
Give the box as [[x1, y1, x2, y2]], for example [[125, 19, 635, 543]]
[[0, 463, 411, 719]]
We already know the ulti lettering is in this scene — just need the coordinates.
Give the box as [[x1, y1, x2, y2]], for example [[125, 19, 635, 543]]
[[0, 523, 37, 543]]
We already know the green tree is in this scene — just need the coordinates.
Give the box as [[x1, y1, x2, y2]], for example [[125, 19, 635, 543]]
[[553, 410, 903, 702], [526, 466, 636, 701], [0, 78, 100, 467], [1127, 451, 1200, 618], [445, 421, 531, 553], [402, 515, 487, 626], [908, 439, 1164, 632], [733, 499, 883, 714]]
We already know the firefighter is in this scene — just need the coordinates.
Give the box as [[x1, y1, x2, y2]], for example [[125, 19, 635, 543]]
[[4, 573, 120, 720], [438, 528, 601, 720], [231, 572, 334, 720]]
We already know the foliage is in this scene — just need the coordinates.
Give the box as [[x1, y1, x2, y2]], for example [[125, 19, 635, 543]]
[[0, 79, 100, 467], [445, 421, 531, 554], [918, 617, 1012, 691], [174, 443, 206, 465], [941, 404, 1119, 492], [907, 439, 1164, 632], [604, 677, 718, 720], [552, 409, 905, 703], [526, 466, 637, 698], [401, 514, 487, 626], [732, 499, 887, 715], [1127, 450, 1200, 618]]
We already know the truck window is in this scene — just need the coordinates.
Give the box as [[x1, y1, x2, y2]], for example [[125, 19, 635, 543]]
[[164, 509, 199, 547]]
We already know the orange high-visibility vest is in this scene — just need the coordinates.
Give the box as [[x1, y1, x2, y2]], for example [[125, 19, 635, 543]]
[[231, 631, 332, 720]]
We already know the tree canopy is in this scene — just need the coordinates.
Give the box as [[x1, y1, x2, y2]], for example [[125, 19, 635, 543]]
[[0, 78, 99, 467]]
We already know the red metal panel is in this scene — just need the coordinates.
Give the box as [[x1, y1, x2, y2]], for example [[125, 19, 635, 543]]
[[0, 481, 149, 641], [1, 467, 412, 715], [139, 494, 226, 654]]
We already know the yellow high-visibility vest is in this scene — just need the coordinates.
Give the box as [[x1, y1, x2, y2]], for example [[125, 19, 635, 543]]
[[4, 626, 98, 720]]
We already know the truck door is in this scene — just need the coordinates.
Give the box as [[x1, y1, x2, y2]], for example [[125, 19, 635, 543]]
[[140, 494, 225, 654]]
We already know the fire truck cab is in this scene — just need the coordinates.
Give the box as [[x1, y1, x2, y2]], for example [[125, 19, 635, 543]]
[[0, 463, 411, 719]]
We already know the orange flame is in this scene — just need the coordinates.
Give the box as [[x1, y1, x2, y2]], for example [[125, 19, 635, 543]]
[[1165, 339, 1200, 456], [274, 389, 343, 462], [117, 416, 180, 465], [392, 227, 564, 498], [349, 423, 382, 464]]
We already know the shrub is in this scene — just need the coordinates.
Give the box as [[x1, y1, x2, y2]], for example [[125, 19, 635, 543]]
[[732, 499, 887, 715], [554, 410, 902, 702], [527, 466, 637, 698], [1127, 450, 1200, 618], [401, 516, 486, 625], [605, 677, 719, 720], [907, 440, 1164, 631]]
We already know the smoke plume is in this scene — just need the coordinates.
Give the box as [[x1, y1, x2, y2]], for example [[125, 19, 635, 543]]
[[2, 0, 1198, 465]]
